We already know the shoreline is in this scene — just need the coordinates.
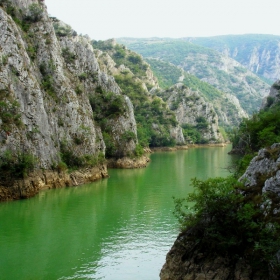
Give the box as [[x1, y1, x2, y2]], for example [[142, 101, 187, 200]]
[[0, 155, 151, 202], [151, 143, 229, 152]]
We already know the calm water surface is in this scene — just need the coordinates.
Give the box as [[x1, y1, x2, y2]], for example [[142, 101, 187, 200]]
[[0, 146, 235, 280]]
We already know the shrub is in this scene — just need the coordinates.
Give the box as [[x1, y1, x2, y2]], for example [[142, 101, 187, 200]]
[[0, 100, 21, 132], [174, 177, 280, 276], [121, 131, 136, 142], [134, 144, 144, 157], [0, 150, 36, 179], [53, 23, 72, 37], [25, 4, 43, 23], [78, 73, 87, 81], [102, 132, 116, 158], [62, 48, 76, 64], [56, 161, 67, 173]]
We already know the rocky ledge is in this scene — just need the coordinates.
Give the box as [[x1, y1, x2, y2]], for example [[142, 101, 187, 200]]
[[107, 155, 150, 169], [160, 231, 270, 280], [0, 164, 108, 202]]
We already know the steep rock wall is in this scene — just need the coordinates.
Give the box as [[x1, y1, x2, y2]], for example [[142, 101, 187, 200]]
[[165, 84, 224, 143], [0, 0, 139, 200]]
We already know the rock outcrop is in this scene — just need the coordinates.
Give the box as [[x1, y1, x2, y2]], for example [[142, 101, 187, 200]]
[[164, 84, 224, 143]]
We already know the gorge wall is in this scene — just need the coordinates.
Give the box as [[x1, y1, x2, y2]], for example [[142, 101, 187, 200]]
[[0, 0, 141, 200]]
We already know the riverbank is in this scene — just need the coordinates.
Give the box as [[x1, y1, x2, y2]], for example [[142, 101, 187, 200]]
[[151, 143, 228, 152], [0, 165, 108, 202], [0, 154, 151, 202], [107, 155, 150, 169]]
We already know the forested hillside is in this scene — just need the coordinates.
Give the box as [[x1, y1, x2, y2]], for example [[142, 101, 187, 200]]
[[118, 38, 271, 115]]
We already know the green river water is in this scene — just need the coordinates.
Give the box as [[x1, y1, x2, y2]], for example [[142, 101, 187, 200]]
[[0, 145, 235, 280]]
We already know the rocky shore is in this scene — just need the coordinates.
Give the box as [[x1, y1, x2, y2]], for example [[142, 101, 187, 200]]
[[0, 164, 108, 202]]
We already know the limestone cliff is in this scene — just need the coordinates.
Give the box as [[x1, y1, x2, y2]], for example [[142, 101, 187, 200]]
[[262, 79, 280, 108], [161, 84, 224, 143], [93, 39, 185, 147], [0, 0, 139, 200], [185, 34, 280, 83]]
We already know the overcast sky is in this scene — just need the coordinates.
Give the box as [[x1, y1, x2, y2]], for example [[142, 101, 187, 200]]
[[45, 0, 280, 41]]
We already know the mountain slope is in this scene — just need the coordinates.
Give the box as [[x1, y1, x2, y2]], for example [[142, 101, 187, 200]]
[[146, 58, 247, 127], [118, 38, 270, 115], [183, 34, 280, 83]]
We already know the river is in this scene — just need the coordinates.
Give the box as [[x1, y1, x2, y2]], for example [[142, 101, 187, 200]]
[[0, 145, 235, 280]]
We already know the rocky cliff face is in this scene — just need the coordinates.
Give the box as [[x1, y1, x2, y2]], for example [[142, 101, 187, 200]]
[[0, 0, 139, 200], [93, 39, 185, 146], [117, 38, 271, 115], [185, 35, 280, 83], [163, 84, 224, 143], [262, 80, 280, 108], [160, 143, 280, 279]]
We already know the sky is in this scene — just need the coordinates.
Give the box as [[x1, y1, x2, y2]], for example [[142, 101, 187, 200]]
[[45, 0, 280, 41]]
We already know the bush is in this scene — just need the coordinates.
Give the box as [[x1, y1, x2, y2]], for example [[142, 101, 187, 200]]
[[174, 177, 280, 276], [232, 102, 280, 155], [134, 144, 144, 157], [59, 140, 104, 169], [62, 48, 76, 64], [53, 23, 72, 37], [0, 100, 21, 132], [25, 4, 43, 23], [0, 150, 36, 179]]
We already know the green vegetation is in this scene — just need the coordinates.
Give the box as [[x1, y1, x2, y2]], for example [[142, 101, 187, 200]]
[[53, 22, 72, 37], [1, 2, 44, 32], [89, 90, 127, 122], [174, 176, 280, 277], [232, 101, 280, 155], [92, 40, 179, 148], [59, 140, 104, 170], [39, 61, 57, 101], [92, 42, 148, 78], [182, 124, 204, 144], [25, 3, 43, 23], [0, 88, 22, 133], [61, 48, 76, 64], [0, 150, 36, 179], [115, 74, 177, 147], [118, 38, 270, 115]]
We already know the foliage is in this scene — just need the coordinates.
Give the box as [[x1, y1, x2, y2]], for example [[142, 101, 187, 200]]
[[62, 48, 76, 64], [121, 131, 136, 142], [174, 176, 280, 276], [195, 116, 209, 130], [134, 144, 144, 157], [53, 23, 72, 37], [90, 91, 127, 122], [39, 62, 57, 100], [25, 4, 43, 23], [118, 38, 269, 115], [0, 150, 36, 179], [102, 131, 116, 158], [114, 74, 177, 148], [0, 99, 21, 132], [59, 140, 104, 170], [232, 102, 280, 155], [182, 123, 203, 144]]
